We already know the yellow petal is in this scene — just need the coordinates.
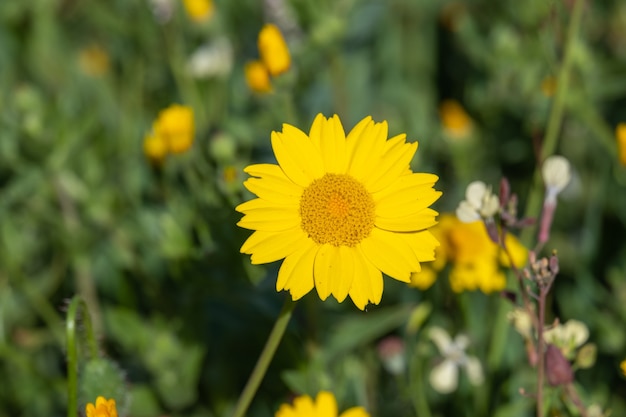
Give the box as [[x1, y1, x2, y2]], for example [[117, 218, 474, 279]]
[[240, 229, 308, 264], [349, 247, 384, 309], [316, 392, 339, 417], [360, 228, 420, 282], [310, 114, 348, 174], [271, 129, 323, 187], [278, 241, 318, 300], [346, 119, 387, 182], [364, 141, 417, 193], [339, 407, 371, 417], [375, 208, 439, 232]]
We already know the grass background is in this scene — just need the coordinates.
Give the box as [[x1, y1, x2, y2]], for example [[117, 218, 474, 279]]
[[1, 0, 626, 416]]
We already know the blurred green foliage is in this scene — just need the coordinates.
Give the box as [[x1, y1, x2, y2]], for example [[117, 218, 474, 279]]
[[1, 0, 626, 416]]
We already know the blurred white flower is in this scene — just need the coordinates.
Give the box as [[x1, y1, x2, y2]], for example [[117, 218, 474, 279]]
[[542, 155, 571, 202], [429, 327, 484, 394], [186, 38, 234, 79], [507, 307, 533, 340], [543, 319, 589, 359], [456, 181, 499, 223], [148, 0, 175, 23]]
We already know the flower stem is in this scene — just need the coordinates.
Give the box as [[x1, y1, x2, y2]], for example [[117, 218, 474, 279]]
[[536, 286, 548, 417], [66, 296, 99, 417], [230, 297, 296, 417], [521, 0, 585, 247]]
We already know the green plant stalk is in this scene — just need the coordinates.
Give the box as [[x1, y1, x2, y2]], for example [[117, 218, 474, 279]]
[[521, 0, 585, 248], [66, 296, 99, 417], [409, 349, 432, 417], [230, 297, 296, 417]]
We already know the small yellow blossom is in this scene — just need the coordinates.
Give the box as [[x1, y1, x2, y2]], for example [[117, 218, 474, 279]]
[[276, 391, 370, 417], [182, 0, 214, 22], [616, 123, 626, 166], [621, 359, 626, 376], [245, 60, 272, 93], [154, 104, 195, 154], [439, 100, 473, 139], [78, 44, 110, 77], [143, 133, 169, 162], [541, 76, 556, 97], [410, 213, 527, 293], [258, 24, 291, 76], [86, 396, 118, 417]]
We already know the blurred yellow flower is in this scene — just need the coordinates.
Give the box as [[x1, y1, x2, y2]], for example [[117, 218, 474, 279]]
[[616, 123, 626, 166], [541, 76, 556, 97], [439, 100, 472, 139], [410, 213, 527, 293], [258, 24, 291, 76], [182, 0, 214, 22], [237, 114, 441, 309], [78, 44, 110, 77], [143, 133, 169, 162], [86, 396, 118, 417], [153, 104, 195, 154], [276, 391, 370, 417], [621, 359, 626, 376], [245, 60, 273, 93]]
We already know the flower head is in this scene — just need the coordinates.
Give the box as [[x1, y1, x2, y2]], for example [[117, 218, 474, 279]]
[[428, 327, 483, 394], [275, 391, 369, 417], [543, 319, 589, 359], [186, 38, 233, 79], [456, 181, 499, 223], [616, 123, 626, 166], [410, 213, 527, 293], [182, 0, 214, 22], [237, 114, 441, 309], [245, 60, 272, 93], [152, 104, 195, 155], [258, 24, 291, 76], [86, 396, 118, 417], [542, 155, 571, 201], [439, 100, 473, 139]]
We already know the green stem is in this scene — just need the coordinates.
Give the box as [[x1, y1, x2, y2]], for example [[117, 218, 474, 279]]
[[66, 296, 99, 417], [230, 297, 296, 417], [521, 0, 585, 247], [409, 348, 432, 417]]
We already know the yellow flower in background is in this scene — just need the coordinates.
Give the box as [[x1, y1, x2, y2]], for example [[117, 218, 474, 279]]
[[621, 359, 626, 376], [541, 76, 556, 97], [237, 114, 441, 310], [153, 104, 195, 154], [439, 100, 473, 139], [245, 60, 273, 93], [78, 44, 110, 77], [258, 24, 291, 76], [616, 123, 626, 166], [86, 396, 118, 417], [143, 133, 169, 162], [182, 0, 214, 22], [276, 391, 370, 417], [410, 213, 527, 293]]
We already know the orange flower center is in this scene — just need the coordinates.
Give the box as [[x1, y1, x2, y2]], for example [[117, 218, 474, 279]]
[[300, 173, 375, 247]]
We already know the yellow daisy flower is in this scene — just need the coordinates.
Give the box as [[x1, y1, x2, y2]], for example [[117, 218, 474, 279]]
[[85, 396, 118, 417], [276, 391, 370, 417], [153, 104, 195, 154], [258, 23, 291, 76], [143, 133, 168, 162], [236, 114, 441, 309], [245, 60, 273, 93], [182, 0, 214, 23], [410, 213, 527, 293], [439, 99, 473, 139]]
